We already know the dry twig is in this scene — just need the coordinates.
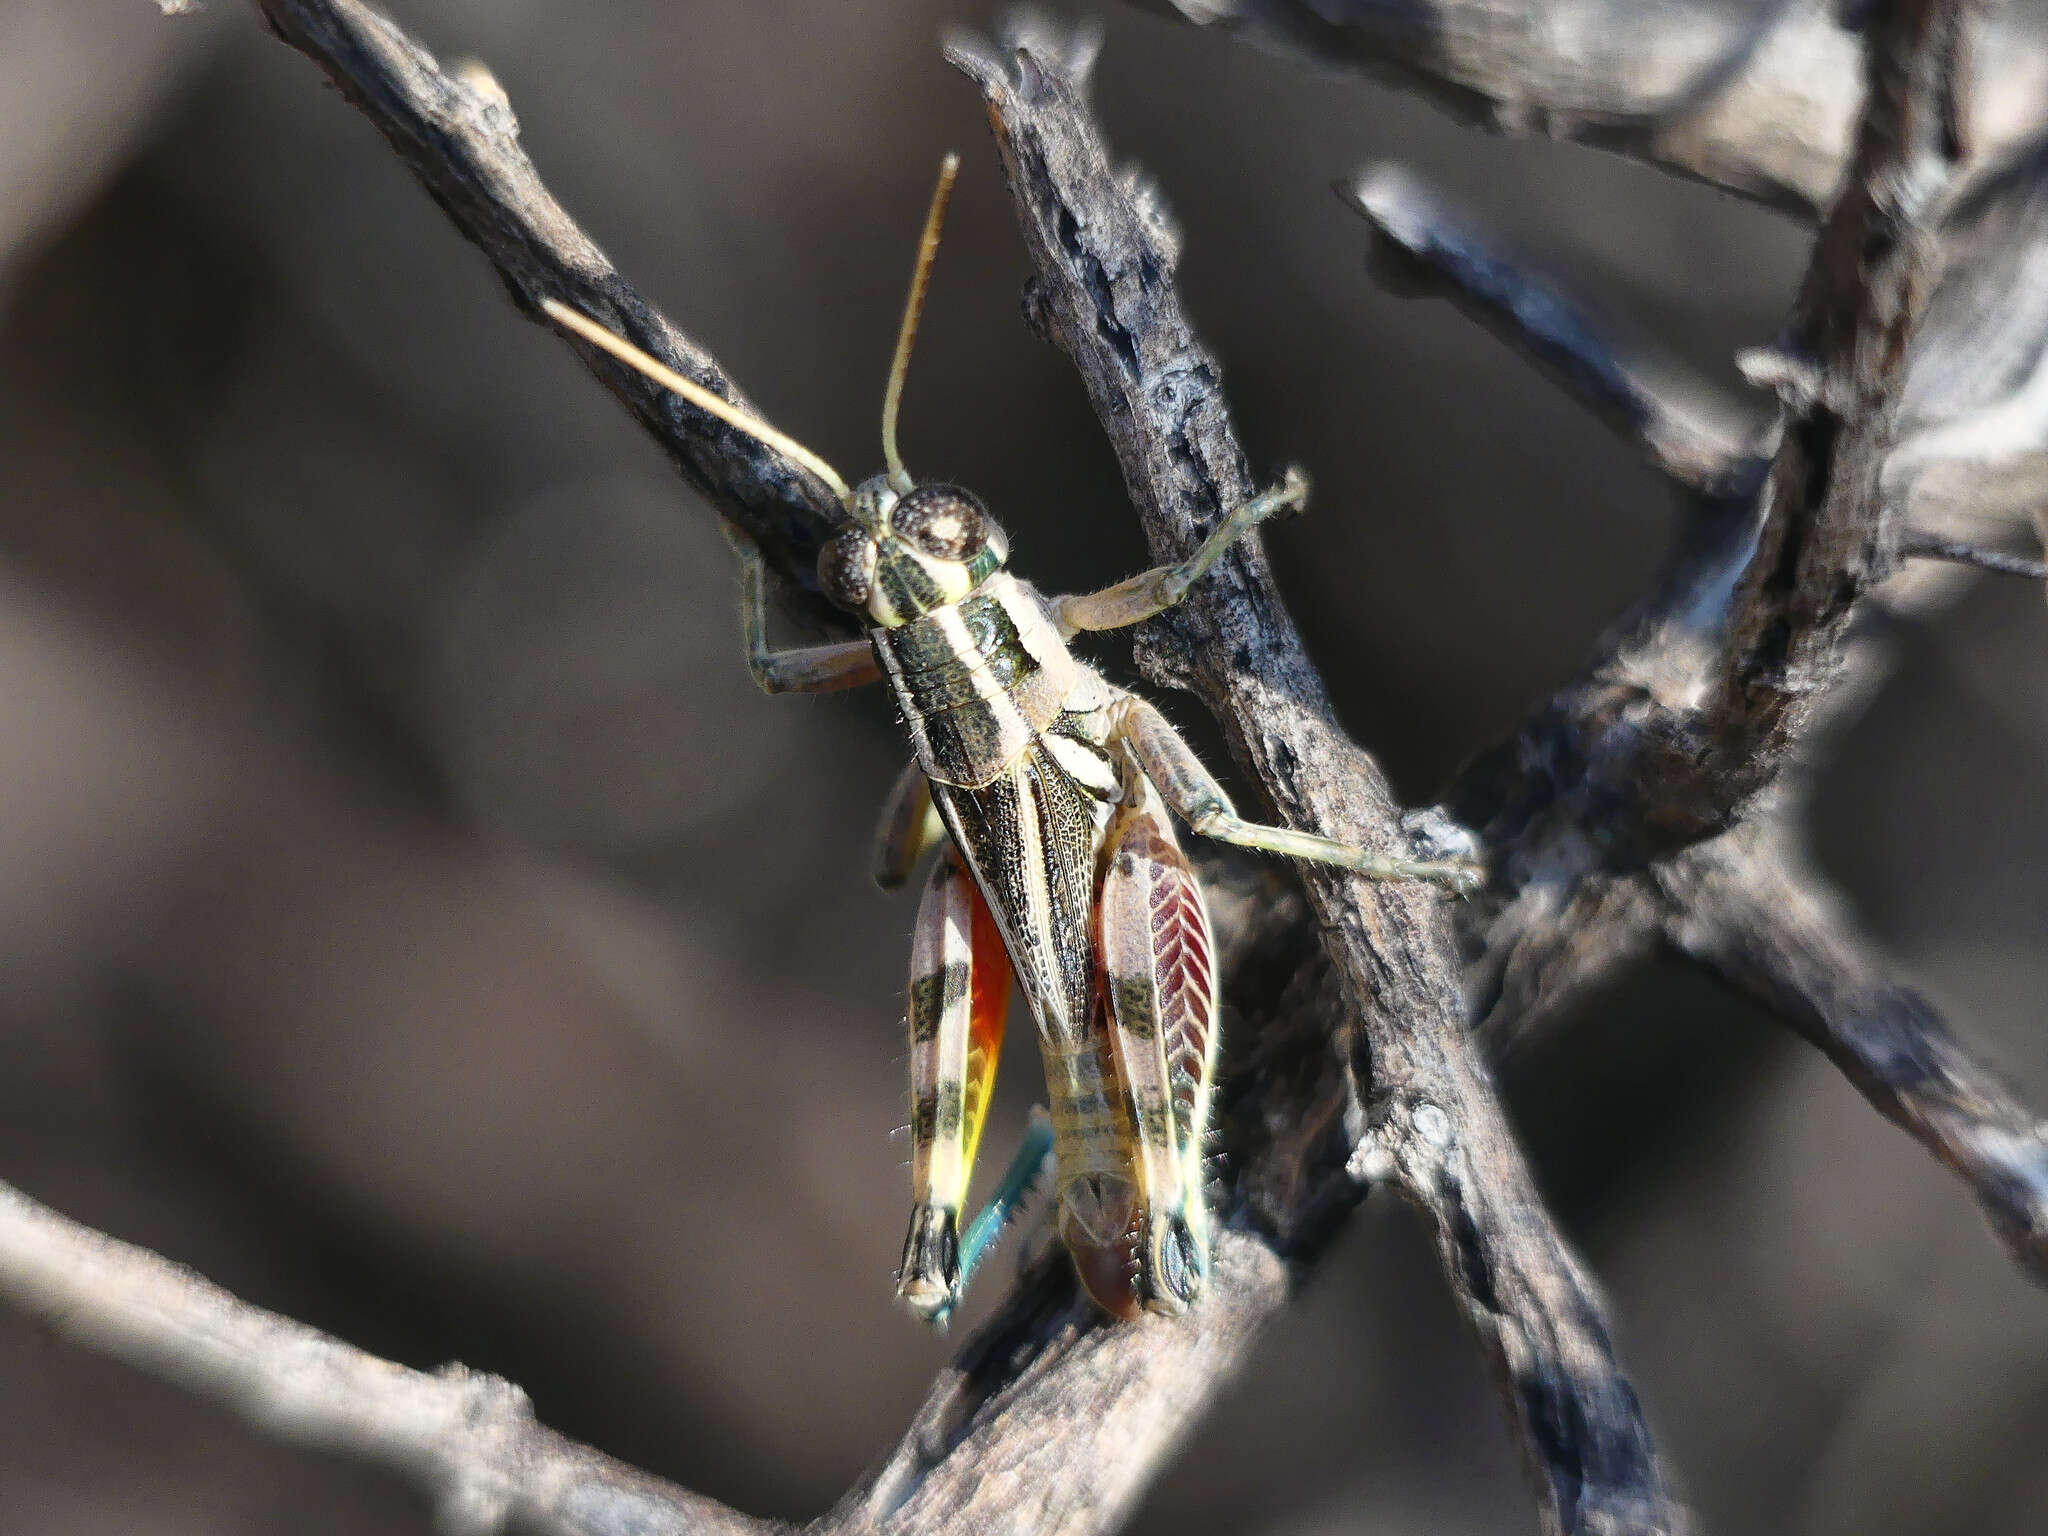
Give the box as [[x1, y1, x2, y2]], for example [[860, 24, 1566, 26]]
[[1136, 0, 2048, 215], [0, 1179, 764, 1536]]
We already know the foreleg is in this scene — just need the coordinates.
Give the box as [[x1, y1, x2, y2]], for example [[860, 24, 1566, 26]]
[[870, 760, 945, 890], [729, 531, 880, 693]]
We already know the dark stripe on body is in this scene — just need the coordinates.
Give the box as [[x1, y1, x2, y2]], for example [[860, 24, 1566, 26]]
[[933, 737, 1135, 1182], [931, 745, 1102, 1043], [874, 558, 949, 627], [874, 577, 1077, 788], [907, 967, 967, 1044]]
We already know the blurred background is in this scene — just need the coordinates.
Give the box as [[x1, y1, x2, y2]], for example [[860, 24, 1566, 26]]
[[1, 2, 2044, 1532]]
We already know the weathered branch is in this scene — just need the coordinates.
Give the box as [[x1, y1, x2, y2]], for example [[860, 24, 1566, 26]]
[[1135, 0, 2048, 216], [179, 6, 1331, 1534], [1393, 0, 2048, 1299], [948, 30, 1682, 1535], [835, 1233, 1291, 1536], [1704, 0, 1968, 785], [1898, 530, 2048, 579], [1657, 832, 2048, 1283], [0, 1178, 767, 1536], [1447, 0, 1969, 877], [1340, 163, 1762, 499], [248, 0, 847, 628]]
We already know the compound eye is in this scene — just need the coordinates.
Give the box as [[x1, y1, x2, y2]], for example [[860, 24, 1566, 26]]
[[891, 485, 991, 562], [817, 528, 877, 611]]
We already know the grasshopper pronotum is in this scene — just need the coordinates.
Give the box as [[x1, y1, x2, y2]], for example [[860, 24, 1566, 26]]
[[544, 156, 1480, 1323]]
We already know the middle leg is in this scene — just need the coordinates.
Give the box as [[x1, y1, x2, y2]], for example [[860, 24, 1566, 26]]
[[1114, 695, 1483, 893], [729, 530, 881, 694], [870, 759, 945, 891]]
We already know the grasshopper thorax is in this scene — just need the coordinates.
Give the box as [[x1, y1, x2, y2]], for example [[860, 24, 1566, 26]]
[[818, 475, 1010, 629]]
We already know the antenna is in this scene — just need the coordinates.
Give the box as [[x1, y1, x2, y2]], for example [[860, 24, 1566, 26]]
[[542, 299, 852, 508], [881, 153, 960, 495]]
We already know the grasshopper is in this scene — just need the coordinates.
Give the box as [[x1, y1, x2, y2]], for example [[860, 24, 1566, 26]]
[[544, 156, 1479, 1323]]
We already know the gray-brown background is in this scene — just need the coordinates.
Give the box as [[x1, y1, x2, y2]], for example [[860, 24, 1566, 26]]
[[2, 3, 2044, 1532]]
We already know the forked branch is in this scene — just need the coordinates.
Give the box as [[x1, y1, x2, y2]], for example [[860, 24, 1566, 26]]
[[1356, 0, 2048, 1288], [0, 1178, 760, 1536], [249, 0, 848, 626]]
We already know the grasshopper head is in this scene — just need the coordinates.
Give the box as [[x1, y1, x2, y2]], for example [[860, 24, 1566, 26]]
[[816, 475, 1009, 628]]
